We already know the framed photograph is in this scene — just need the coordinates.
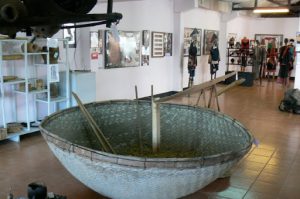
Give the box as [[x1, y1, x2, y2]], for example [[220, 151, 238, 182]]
[[142, 30, 150, 66], [152, 32, 164, 58], [48, 64, 59, 83], [90, 31, 99, 49], [254, 34, 283, 49], [183, 28, 201, 56], [164, 33, 172, 56], [105, 30, 141, 68], [203, 29, 219, 55], [63, 23, 76, 48]]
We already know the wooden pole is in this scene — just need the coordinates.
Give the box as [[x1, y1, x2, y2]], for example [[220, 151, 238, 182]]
[[156, 72, 236, 103], [135, 85, 143, 153], [72, 92, 115, 154], [152, 101, 160, 153], [151, 85, 160, 153]]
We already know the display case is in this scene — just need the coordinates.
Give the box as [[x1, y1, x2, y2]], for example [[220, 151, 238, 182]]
[[226, 47, 254, 72], [0, 38, 70, 142]]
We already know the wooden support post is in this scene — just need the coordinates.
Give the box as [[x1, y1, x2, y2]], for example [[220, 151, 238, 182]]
[[208, 87, 214, 108], [135, 85, 143, 154], [195, 89, 202, 106], [152, 101, 160, 153], [202, 89, 207, 107], [195, 89, 206, 107], [213, 85, 220, 111]]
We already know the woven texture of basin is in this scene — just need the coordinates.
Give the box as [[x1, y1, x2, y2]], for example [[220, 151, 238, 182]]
[[40, 100, 253, 199]]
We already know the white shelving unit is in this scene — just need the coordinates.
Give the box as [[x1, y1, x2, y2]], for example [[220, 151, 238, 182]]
[[0, 38, 70, 142]]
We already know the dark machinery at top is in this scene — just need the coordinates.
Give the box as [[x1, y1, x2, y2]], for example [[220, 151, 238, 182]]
[[0, 0, 122, 38]]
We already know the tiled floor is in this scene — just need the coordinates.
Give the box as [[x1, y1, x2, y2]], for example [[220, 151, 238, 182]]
[[1, 79, 300, 199]]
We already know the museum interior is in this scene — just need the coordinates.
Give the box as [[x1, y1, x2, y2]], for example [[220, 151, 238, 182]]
[[1, 0, 300, 198]]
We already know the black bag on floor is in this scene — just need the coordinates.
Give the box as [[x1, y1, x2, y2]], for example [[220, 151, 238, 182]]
[[279, 89, 300, 114]]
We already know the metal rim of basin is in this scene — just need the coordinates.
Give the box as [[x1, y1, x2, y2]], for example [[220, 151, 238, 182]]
[[40, 100, 253, 169]]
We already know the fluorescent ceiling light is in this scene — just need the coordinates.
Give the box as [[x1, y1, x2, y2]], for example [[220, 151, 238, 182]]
[[253, 7, 289, 13]]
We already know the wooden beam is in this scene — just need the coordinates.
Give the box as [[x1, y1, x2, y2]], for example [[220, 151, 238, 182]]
[[155, 72, 236, 103]]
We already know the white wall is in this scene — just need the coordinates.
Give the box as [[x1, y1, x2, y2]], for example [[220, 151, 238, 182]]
[[181, 8, 221, 87], [90, 0, 175, 101]]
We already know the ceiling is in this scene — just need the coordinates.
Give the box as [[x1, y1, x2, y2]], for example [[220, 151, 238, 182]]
[[225, 0, 300, 17]]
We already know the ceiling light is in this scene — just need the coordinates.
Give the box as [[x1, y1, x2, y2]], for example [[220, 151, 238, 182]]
[[253, 7, 289, 14]]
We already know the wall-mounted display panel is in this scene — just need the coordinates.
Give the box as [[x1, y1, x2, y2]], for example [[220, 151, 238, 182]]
[[105, 30, 141, 68], [152, 32, 164, 58], [254, 34, 283, 49], [183, 28, 201, 56], [203, 29, 219, 55], [142, 30, 150, 66]]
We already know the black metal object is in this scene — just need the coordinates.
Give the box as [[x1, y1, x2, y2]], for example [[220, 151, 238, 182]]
[[0, 0, 122, 38], [107, 0, 113, 27], [28, 182, 47, 199], [224, 71, 236, 85], [238, 72, 254, 87]]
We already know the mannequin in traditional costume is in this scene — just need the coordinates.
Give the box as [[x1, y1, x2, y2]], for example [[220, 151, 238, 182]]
[[209, 39, 220, 79], [187, 29, 198, 87]]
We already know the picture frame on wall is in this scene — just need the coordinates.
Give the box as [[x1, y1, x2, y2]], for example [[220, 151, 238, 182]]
[[203, 29, 219, 55], [142, 30, 150, 66], [254, 34, 284, 49], [63, 23, 76, 48], [105, 30, 141, 68], [164, 33, 172, 56], [152, 32, 165, 58], [183, 28, 201, 57], [90, 31, 99, 49]]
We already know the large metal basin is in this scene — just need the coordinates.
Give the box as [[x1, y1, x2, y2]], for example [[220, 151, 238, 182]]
[[40, 100, 253, 199]]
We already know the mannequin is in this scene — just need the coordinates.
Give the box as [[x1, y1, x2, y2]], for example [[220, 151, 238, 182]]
[[241, 36, 250, 50], [209, 40, 220, 79], [188, 30, 198, 87]]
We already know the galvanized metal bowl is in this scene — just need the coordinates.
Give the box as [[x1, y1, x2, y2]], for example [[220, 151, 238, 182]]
[[40, 100, 253, 199]]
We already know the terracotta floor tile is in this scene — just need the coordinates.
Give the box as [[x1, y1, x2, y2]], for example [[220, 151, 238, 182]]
[[228, 176, 254, 190], [231, 168, 261, 180], [237, 160, 266, 172], [256, 172, 288, 185], [267, 157, 293, 167], [201, 178, 231, 192], [278, 185, 300, 199], [181, 191, 211, 199], [251, 148, 274, 157], [262, 164, 290, 176], [246, 155, 271, 164], [254, 144, 276, 151], [249, 181, 282, 195], [215, 186, 247, 199], [243, 191, 278, 199]]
